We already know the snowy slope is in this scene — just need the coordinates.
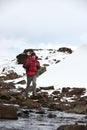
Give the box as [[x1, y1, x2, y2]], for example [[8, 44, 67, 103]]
[[0, 58, 24, 76], [0, 48, 70, 76], [0, 47, 72, 89], [37, 45, 87, 89], [36, 49, 69, 67]]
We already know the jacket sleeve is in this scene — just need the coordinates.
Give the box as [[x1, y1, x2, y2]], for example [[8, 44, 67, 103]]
[[23, 60, 30, 69], [36, 61, 40, 70]]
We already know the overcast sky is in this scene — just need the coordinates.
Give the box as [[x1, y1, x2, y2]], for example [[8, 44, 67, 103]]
[[0, 0, 87, 57]]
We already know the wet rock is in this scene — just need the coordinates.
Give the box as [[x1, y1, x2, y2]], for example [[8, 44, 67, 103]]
[[35, 109, 46, 114], [17, 109, 29, 118], [57, 126, 64, 130], [57, 125, 87, 130], [0, 104, 18, 119], [47, 113, 56, 118]]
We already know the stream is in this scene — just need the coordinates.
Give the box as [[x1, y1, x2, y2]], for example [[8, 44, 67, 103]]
[[0, 109, 87, 130]]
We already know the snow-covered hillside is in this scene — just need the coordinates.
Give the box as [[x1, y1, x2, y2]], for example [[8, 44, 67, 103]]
[[3, 45, 87, 90], [37, 45, 87, 89], [0, 47, 71, 76], [0, 47, 73, 89]]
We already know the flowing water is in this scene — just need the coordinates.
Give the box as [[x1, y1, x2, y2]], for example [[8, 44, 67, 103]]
[[0, 109, 87, 130]]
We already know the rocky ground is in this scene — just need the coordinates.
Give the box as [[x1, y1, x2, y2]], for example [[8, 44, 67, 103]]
[[1, 73, 87, 129], [0, 73, 87, 120]]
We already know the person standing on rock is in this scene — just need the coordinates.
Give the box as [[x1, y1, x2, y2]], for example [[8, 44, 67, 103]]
[[23, 52, 40, 97]]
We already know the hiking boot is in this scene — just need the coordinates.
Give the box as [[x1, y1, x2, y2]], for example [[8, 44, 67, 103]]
[[32, 91, 37, 97]]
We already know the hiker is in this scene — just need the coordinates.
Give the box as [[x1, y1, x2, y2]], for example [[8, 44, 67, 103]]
[[23, 52, 40, 97]]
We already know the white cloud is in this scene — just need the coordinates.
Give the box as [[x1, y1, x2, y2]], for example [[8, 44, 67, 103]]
[[0, 0, 87, 45], [0, 38, 29, 58], [0, 37, 77, 60]]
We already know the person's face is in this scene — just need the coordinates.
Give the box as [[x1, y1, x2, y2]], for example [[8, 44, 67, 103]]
[[32, 55, 36, 59]]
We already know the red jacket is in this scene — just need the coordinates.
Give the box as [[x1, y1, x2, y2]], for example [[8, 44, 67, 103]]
[[23, 55, 40, 76]]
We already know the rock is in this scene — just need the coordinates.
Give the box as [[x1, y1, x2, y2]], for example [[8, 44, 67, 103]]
[[0, 104, 18, 119], [16, 53, 28, 64], [52, 90, 60, 95], [36, 66, 46, 77], [22, 99, 40, 109], [0, 86, 87, 115], [56, 60, 61, 63], [67, 105, 87, 114], [10, 96, 17, 102], [35, 109, 45, 114], [0, 89, 11, 101], [23, 49, 34, 54], [47, 113, 56, 118], [43, 63, 49, 67], [17, 109, 29, 118], [62, 87, 86, 97], [1, 72, 21, 82], [57, 47, 73, 54], [57, 126, 64, 130], [48, 103, 63, 111], [16, 80, 26, 84], [57, 125, 87, 130], [5, 72, 21, 80], [40, 86, 54, 90], [0, 82, 15, 89], [0, 89, 9, 95]]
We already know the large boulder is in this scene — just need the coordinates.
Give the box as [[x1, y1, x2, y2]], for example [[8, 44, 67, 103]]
[[16, 49, 35, 64], [57, 125, 87, 130], [16, 53, 28, 64], [0, 104, 18, 119]]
